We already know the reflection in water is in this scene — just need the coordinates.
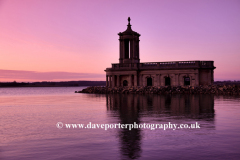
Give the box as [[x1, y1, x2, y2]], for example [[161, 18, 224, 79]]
[[107, 94, 142, 159], [106, 94, 215, 159]]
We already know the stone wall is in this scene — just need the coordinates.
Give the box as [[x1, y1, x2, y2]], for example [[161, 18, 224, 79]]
[[76, 85, 240, 95], [106, 68, 210, 87]]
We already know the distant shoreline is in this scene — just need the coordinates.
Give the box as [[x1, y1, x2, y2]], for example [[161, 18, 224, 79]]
[[0, 81, 240, 88]]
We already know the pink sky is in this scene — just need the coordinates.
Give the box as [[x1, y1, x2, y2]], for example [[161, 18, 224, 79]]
[[0, 0, 239, 82]]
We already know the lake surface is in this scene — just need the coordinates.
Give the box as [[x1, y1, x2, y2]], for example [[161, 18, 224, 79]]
[[0, 87, 240, 160]]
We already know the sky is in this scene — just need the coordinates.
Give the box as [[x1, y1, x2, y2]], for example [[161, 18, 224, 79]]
[[0, 0, 239, 82]]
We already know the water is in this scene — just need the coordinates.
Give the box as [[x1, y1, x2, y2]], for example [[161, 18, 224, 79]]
[[0, 87, 240, 160]]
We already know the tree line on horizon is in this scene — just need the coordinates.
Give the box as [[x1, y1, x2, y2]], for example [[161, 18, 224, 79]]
[[0, 81, 106, 87], [1, 80, 240, 87]]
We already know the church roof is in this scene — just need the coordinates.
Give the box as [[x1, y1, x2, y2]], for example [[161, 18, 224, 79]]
[[118, 17, 140, 36]]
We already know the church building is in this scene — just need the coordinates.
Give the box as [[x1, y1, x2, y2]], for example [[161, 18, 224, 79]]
[[105, 17, 216, 87]]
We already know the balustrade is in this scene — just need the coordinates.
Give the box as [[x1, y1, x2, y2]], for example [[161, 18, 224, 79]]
[[106, 61, 214, 70]]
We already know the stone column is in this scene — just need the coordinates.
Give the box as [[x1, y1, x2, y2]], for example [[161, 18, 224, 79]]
[[158, 74, 161, 86], [129, 75, 132, 87], [190, 76, 192, 86], [139, 75, 142, 86], [119, 40, 122, 61], [109, 76, 112, 87], [211, 70, 214, 84], [158, 74, 161, 87], [191, 74, 196, 86], [175, 74, 179, 86], [112, 75, 115, 87], [132, 40, 135, 62], [106, 75, 108, 87], [195, 73, 199, 86], [143, 75, 146, 87], [208, 70, 211, 85], [130, 40, 133, 59], [154, 75, 158, 86], [134, 74, 137, 86], [119, 40, 124, 63], [160, 76, 164, 86], [117, 75, 120, 87], [179, 75, 183, 86]]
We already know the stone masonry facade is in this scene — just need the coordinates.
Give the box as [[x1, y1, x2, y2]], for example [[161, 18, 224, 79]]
[[105, 17, 216, 87]]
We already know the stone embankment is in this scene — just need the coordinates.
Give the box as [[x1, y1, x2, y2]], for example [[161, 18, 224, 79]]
[[75, 85, 240, 95]]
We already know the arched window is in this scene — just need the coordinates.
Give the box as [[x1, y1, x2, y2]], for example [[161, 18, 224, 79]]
[[165, 77, 171, 86], [147, 77, 152, 86], [123, 80, 128, 86], [184, 77, 190, 86]]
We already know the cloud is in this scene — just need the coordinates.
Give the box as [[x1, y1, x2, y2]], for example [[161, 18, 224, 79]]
[[0, 69, 105, 82]]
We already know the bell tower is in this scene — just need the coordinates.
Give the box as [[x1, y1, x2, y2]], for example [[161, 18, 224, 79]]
[[118, 17, 140, 64]]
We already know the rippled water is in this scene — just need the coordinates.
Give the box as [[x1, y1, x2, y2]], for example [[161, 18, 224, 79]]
[[0, 87, 240, 160]]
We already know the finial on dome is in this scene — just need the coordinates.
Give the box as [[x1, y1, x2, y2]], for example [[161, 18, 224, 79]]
[[128, 17, 131, 25]]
